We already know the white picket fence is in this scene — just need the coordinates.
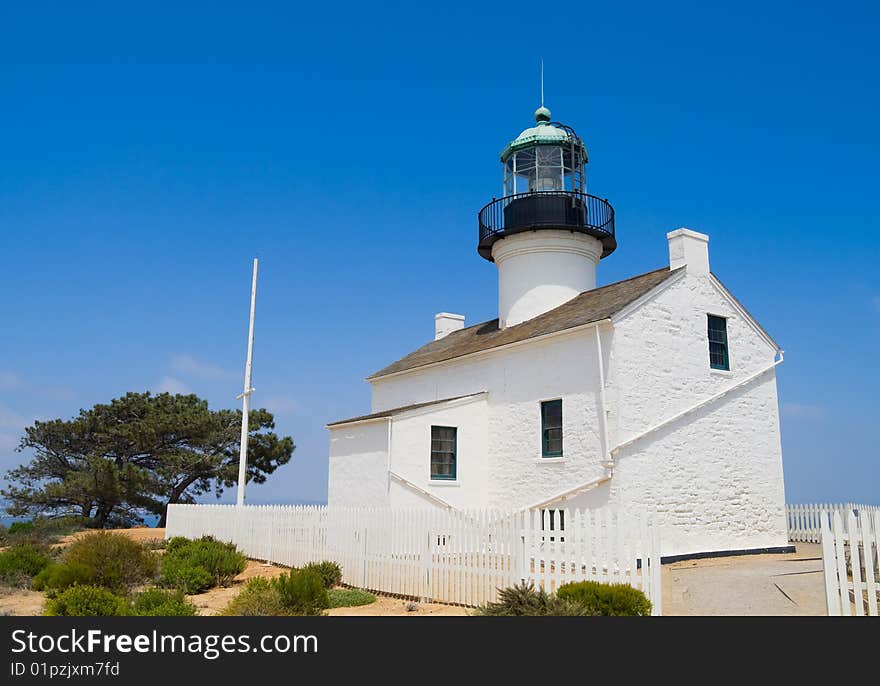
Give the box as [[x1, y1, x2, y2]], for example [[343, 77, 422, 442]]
[[787, 503, 879, 543], [166, 504, 662, 614], [820, 509, 880, 616]]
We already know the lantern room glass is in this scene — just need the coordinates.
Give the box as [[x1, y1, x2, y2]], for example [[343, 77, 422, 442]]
[[503, 145, 581, 196]]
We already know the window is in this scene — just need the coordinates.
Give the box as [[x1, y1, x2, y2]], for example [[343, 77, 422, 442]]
[[430, 426, 457, 480], [541, 399, 563, 457], [708, 315, 730, 370]]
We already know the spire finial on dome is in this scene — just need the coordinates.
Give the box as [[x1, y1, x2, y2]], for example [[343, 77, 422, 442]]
[[534, 59, 551, 123]]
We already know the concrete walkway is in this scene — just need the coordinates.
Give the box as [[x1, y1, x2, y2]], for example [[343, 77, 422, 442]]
[[662, 544, 826, 616]]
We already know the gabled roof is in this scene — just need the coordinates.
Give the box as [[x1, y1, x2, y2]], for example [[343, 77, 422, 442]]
[[369, 267, 679, 380], [327, 393, 484, 427]]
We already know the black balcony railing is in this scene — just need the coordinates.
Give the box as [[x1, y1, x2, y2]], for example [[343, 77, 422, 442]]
[[477, 191, 616, 261]]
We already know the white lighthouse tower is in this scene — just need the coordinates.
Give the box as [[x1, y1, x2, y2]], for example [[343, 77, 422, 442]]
[[477, 106, 616, 327]]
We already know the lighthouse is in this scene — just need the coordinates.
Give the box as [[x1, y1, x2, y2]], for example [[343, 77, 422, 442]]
[[477, 106, 616, 328]]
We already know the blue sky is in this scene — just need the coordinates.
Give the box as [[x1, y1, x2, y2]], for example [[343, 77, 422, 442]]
[[0, 1, 877, 507]]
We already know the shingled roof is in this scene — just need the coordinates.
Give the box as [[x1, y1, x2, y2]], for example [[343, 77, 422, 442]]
[[327, 393, 484, 427], [369, 266, 679, 380]]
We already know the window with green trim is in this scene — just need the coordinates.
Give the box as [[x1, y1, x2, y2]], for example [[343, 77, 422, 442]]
[[430, 426, 457, 480], [541, 399, 563, 457], [708, 315, 730, 370]]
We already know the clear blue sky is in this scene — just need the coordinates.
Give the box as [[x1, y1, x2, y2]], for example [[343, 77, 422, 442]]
[[1, 1, 877, 507]]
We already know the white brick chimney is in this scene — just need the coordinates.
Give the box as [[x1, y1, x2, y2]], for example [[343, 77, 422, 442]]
[[435, 312, 465, 340], [667, 228, 710, 275]]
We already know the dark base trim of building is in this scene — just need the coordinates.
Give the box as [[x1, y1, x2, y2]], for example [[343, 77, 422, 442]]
[[660, 545, 797, 565]]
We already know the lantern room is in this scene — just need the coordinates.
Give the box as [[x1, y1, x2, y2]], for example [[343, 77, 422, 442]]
[[501, 106, 586, 195], [477, 106, 616, 262]]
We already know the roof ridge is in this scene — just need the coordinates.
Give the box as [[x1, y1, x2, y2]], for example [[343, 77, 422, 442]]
[[445, 266, 670, 336], [368, 266, 677, 380]]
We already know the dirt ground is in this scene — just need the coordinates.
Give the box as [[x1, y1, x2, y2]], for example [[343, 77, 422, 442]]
[[0, 587, 45, 616], [188, 559, 469, 616], [60, 527, 166, 546], [661, 543, 825, 616], [0, 528, 826, 616]]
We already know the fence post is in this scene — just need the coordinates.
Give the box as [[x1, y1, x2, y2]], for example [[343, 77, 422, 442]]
[[422, 510, 432, 603]]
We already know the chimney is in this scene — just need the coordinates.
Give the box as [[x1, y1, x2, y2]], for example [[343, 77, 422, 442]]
[[435, 312, 465, 340], [667, 228, 710, 275]]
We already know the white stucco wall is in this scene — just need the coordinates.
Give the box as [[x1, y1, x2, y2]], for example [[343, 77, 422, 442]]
[[387, 396, 489, 509], [371, 331, 609, 510], [327, 421, 390, 508], [581, 270, 789, 557], [327, 396, 490, 510], [330, 265, 788, 558]]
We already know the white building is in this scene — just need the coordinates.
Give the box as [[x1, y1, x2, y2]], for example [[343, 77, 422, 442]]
[[327, 106, 790, 560]]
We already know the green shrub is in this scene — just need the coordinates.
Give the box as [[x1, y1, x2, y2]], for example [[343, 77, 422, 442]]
[[32, 562, 95, 597], [62, 532, 158, 592], [159, 556, 214, 594], [222, 570, 342, 617], [303, 561, 342, 589], [556, 580, 652, 616], [271, 569, 329, 616], [44, 585, 129, 616], [129, 588, 198, 616], [475, 581, 596, 616], [164, 537, 190, 554], [220, 578, 288, 617], [327, 587, 375, 608], [0, 544, 53, 587], [2, 517, 88, 548], [159, 537, 246, 593], [7, 521, 35, 535]]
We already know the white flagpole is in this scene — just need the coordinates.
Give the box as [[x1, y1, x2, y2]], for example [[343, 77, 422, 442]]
[[236, 257, 258, 506]]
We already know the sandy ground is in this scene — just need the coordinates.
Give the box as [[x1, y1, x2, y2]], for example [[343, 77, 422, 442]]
[[326, 596, 470, 616], [1, 528, 827, 616], [0, 588, 45, 616], [189, 559, 469, 616], [661, 543, 826, 616], [60, 527, 166, 546]]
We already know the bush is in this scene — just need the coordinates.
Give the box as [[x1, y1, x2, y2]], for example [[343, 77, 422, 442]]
[[220, 578, 288, 617], [556, 580, 652, 616], [272, 569, 329, 616], [303, 561, 342, 589], [62, 532, 158, 592], [129, 588, 198, 616], [222, 570, 332, 617], [159, 557, 214, 594], [159, 537, 246, 593], [7, 521, 35, 535], [475, 581, 596, 616], [327, 587, 375, 608], [32, 562, 95, 597], [45, 585, 129, 616], [0, 544, 53, 587], [164, 537, 190, 554], [1, 517, 88, 548]]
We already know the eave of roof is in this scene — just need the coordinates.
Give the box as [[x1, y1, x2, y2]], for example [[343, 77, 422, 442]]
[[327, 392, 486, 428], [368, 266, 678, 380]]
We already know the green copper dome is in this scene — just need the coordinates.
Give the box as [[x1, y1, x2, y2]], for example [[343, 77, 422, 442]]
[[500, 106, 569, 162]]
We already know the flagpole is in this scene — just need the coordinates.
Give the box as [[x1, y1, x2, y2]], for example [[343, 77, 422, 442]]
[[236, 257, 258, 506]]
